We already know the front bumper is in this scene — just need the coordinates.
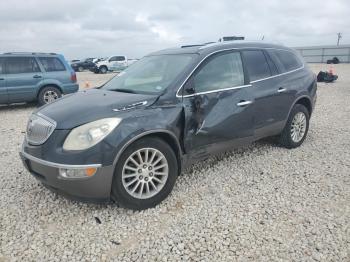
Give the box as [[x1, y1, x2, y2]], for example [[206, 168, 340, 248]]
[[20, 150, 114, 203]]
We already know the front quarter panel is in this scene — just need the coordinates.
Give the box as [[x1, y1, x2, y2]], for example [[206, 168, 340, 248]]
[[105, 106, 184, 166]]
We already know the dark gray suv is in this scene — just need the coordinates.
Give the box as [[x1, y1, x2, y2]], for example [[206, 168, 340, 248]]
[[0, 53, 79, 106], [20, 42, 317, 210]]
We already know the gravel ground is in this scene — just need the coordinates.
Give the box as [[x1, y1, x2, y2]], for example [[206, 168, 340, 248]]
[[76, 71, 117, 89], [0, 64, 349, 261]]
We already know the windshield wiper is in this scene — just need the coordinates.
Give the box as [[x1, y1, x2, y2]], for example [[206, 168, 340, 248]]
[[110, 88, 137, 94]]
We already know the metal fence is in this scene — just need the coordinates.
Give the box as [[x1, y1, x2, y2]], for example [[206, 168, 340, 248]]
[[294, 45, 350, 63]]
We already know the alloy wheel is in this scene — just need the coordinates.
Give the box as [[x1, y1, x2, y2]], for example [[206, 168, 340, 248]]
[[43, 90, 59, 104], [290, 112, 307, 143], [122, 148, 169, 199]]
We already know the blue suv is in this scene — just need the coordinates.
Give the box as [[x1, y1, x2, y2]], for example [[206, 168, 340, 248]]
[[0, 53, 79, 106]]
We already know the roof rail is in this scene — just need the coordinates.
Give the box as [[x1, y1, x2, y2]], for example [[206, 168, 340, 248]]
[[3, 52, 57, 55], [180, 44, 204, 48], [181, 41, 219, 49], [203, 42, 216, 45]]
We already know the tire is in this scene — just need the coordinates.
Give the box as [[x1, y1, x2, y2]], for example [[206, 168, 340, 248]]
[[38, 86, 62, 106], [78, 66, 84, 72], [99, 66, 108, 74], [111, 137, 178, 210], [279, 104, 310, 149]]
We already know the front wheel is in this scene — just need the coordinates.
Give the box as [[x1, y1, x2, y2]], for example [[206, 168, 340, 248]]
[[99, 66, 107, 74], [111, 137, 178, 210], [279, 104, 310, 148]]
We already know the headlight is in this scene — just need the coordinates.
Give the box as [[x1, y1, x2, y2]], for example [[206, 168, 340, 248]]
[[63, 118, 121, 151]]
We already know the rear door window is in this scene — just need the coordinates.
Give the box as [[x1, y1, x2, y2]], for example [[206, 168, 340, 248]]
[[192, 52, 245, 93], [110, 56, 125, 62], [115, 56, 126, 61], [5, 57, 41, 74], [38, 57, 66, 72], [268, 50, 303, 72], [242, 50, 271, 82]]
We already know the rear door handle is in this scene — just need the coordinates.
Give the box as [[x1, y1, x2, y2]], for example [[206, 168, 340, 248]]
[[237, 100, 253, 107], [33, 75, 42, 79], [278, 87, 287, 93]]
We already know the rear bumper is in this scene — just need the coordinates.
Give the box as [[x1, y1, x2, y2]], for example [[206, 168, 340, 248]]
[[19, 150, 114, 203], [62, 83, 79, 94]]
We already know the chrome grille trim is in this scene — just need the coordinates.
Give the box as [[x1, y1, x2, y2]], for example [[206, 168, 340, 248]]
[[26, 113, 56, 145]]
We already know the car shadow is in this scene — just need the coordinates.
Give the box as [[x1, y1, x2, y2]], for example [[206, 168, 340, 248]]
[[0, 102, 37, 111]]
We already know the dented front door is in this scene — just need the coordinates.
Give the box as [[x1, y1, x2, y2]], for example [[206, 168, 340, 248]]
[[181, 51, 255, 159]]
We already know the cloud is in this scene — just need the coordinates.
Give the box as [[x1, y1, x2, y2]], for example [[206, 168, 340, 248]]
[[0, 0, 349, 59]]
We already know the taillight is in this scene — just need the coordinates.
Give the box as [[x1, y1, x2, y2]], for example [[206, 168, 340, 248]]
[[71, 72, 77, 83]]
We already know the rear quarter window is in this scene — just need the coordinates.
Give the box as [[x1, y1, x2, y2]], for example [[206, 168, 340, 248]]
[[38, 57, 66, 72], [242, 50, 271, 81], [268, 49, 303, 72]]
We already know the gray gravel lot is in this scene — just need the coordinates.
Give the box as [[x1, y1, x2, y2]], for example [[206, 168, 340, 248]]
[[0, 64, 349, 261]]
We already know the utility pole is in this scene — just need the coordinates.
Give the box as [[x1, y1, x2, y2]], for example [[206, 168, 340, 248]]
[[337, 33, 342, 46]]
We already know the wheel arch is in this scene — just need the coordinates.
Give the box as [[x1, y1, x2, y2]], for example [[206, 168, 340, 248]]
[[99, 65, 108, 71], [112, 130, 183, 176], [37, 84, 63, 99], [293, 96, 313, 116]]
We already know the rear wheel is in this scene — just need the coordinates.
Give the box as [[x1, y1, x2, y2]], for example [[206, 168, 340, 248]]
[[38, 86, 62, 106], [111, 137, 178, 210], [78, 66, 84, 72], [279, 104, 310, 148]]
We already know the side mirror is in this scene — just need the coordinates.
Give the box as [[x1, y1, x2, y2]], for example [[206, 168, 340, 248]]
[[184, 78, 195, 94]]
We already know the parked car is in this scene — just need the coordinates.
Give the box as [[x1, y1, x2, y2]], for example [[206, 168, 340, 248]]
[[71, 58, 96, 72], [20, 42, 317, 210], [326, 57, 340, 64], [0, 52, 79, 106], [91, 55, 128, 73]]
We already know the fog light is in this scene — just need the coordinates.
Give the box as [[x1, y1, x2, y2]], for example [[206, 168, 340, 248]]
[[59, 167, 97, 179]]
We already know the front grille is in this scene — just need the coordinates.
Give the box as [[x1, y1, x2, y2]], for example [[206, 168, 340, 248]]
[[26, 114, 56, 145]]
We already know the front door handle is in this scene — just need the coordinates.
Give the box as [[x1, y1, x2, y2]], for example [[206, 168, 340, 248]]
[[278, 87, 287, 93], [237, 100, 253, 107], [33, 75, 42, 79]]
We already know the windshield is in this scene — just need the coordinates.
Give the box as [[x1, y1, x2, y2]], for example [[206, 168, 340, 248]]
[[102, 54, 196, 94]]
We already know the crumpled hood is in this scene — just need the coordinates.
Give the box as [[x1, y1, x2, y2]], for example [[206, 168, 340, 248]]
[[36, 89, 159, 129]]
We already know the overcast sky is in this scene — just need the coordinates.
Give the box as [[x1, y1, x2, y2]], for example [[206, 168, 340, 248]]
[[1, 0, 349, 59]]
